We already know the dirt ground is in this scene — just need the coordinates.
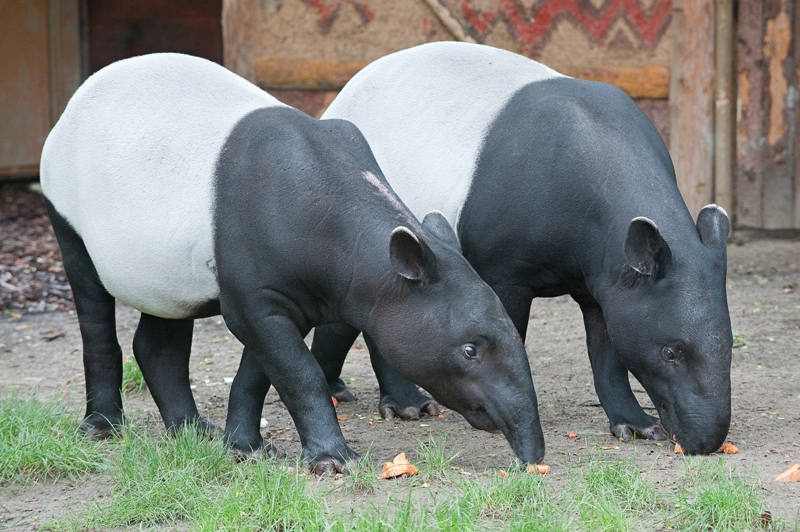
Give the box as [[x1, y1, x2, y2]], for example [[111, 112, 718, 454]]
[[1, 183, 800, 529]]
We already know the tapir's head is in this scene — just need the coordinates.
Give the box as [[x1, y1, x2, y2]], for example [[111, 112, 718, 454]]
[[606, 204, 732, 454], [368, 211, 545, 464]]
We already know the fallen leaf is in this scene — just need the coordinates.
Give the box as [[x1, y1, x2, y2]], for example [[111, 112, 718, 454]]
[[775, 464, 800, 482], [719, 442, 738, 454], [331, 396, 338, 407], [499, 469, 507, 477], [337, 415, 346, 421], [527, 464, 550, 475], [602, 445, 618, 451], [568, 433, 578, 439], [674, 443, 685, 454], [438, 413, 444, 419], [381, 453, 418, 479]]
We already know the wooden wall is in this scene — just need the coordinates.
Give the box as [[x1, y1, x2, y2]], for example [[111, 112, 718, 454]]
[[735, 0, 800, 229], [0, 0, 81, 178]]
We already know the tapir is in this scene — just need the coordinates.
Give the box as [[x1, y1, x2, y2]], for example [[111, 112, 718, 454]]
[[314, 42, 732, 455], [40, 52, 545, 473]]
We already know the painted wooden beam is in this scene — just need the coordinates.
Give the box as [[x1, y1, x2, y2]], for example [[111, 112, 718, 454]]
[[565, 66, 669, 99], [254, 58, 370, 91], [254, 57, 670, 98]]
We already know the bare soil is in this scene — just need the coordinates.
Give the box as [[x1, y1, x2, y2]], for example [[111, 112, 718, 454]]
[[1, 183, 799, 529]]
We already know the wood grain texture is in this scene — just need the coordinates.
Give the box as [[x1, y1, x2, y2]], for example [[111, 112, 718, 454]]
[[794, 0, 800, 227], [222, 0, 260, 83], [669, 0, 715, 219], [761, 0, 795, 229], [254, 59, 369, 90], [735, 0, 765, 228], [566, 66, 669, 99]]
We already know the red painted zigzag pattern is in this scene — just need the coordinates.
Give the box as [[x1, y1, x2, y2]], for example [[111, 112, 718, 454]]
[[460, 0, 672, 48]]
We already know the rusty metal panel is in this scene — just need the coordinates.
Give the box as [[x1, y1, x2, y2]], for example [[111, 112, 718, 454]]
[[0, 0, 51, 177], [761, 0, 795, 229]]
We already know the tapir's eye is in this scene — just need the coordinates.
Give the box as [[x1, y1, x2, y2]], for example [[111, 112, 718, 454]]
[[662, 347, 677, 362], [462, 344, 477, 359]]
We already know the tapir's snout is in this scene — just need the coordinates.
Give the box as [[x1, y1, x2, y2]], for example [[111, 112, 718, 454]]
[[659, 394, 731, 455]]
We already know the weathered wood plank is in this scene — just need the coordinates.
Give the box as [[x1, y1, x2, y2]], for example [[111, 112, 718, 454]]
[[565, 66, 670, 99], [794, 0, 800, 228], [735, 0, 765, 228], [761, 0, 795, 229], [670, 0, 716, 219]]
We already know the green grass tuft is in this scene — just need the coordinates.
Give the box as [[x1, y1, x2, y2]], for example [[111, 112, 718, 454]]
[[671, 457, 772, 532], [0, 391, 108, 485], [416, 435, 460, 481], [569, 450, 665, 531], [344, 446, 380, 494], [121, 355, 147, 394], [193, 459, 325, 531], [438, 464, 569, 531], [65, 422, 235, 529]]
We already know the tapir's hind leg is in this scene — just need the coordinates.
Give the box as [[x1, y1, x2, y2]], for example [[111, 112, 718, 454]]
[[224, 346, 277, 458], [46, 200, 124, 439], [132, 313, 218, 436], [311, 323, 360, 402]]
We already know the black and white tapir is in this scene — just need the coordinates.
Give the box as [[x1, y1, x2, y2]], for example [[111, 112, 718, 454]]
[[314, 42, 733, 455], [40, 52, 546, 473]]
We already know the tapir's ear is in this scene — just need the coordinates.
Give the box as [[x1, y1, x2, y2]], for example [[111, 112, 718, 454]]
[[624, 217, 672, 276], [389, 227, 434, 281], [422, 211, 461, 252], [696, 204, 729, 249]]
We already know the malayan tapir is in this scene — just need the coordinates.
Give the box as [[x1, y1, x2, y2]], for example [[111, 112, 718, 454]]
[[314, 42, 733, 455], [39, 52, 546, 473]]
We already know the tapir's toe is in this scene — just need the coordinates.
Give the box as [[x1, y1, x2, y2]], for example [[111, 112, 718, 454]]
[[329, 379, 357, 403], [232, 441, 284, 463], [379, 396, 439, 421], [611, 421, 669, 442], [80, 415, 123, 440]]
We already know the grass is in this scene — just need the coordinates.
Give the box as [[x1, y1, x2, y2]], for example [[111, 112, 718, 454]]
[[0, 391, 108, 485], [671, 457, 772, 531], [61, 422, 236, 530], [568, 450, 664, 531], [2, 393, 789, 531], [415, 434, 460, 481], [121, 355, 147, 394]]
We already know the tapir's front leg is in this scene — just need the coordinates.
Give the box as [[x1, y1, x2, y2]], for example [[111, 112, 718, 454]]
[[577, 301, 667, 442], [228, 312, 359, 474]]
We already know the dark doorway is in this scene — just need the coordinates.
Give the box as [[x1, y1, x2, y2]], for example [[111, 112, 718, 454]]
[[84, 0, 223, 75]]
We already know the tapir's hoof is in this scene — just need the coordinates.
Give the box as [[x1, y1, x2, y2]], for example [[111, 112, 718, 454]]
[[329, 379, 357, 403], [195, 417, 224, 439], [379, 396, 439, 421], [81, 425, 121, 440], [167, 417, 223, 439], [611, 422, 669, 442], [308, 456, 361, 476], [79, 415, 123, 440], [232, 442, 284, 462]]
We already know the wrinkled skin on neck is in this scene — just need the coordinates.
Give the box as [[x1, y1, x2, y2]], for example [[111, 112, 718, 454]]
[[601, 226, 732, 454]]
